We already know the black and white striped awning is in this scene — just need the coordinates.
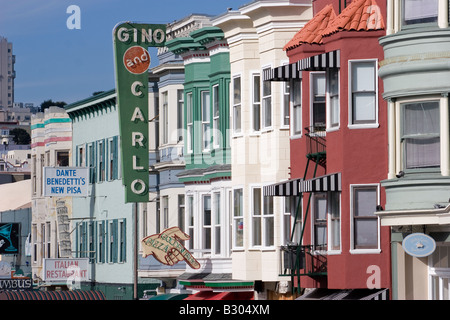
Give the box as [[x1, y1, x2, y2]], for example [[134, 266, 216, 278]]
[[263, 172, 341, 197], [263, 62, 302, 81], [297, 50, 340, 71], [263, 178, 303, 196], [263, 50, 340, 82], [301, 172, 341, 193]]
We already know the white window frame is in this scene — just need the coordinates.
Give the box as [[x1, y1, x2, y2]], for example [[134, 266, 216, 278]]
[[212, 84, 220, 149], [348, 59, 379, 129], [232, 187, 244, 249], [201, 193, 212, 254], [232, 75, 242, 136], [400, 98, 441, 172], [186, 194, 195, 250], [349, 184, 381, 254], [327, 69, 340, 131], [310, 72, 326, 132], [311, 193, 327, 252], [428, 243, 450, 300], [186, 92, 193, 153], [282, 81, 290, 129], [262, 66, 273, 131], [161, 91, 169, 145], [212, 191, 222, 256], [290, 79, 302, 138], [250, 185, 275, 249], [327, 191, 341, 254], [201, 90, 211, 152], [251, 72, 261, 133], [177, 89, 184, 143], [282, 196, 302, 245]]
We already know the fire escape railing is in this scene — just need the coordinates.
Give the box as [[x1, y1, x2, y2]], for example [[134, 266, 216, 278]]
[[279, 126, 327, 295]]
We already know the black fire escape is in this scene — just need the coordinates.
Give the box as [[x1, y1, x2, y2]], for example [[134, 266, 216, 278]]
[[280, 126, 327, 294]]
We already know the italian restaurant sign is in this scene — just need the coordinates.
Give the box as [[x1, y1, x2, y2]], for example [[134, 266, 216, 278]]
[[141, 227, 200, 269], [44, 258, 89, 282], [113, 23, 166, 203]]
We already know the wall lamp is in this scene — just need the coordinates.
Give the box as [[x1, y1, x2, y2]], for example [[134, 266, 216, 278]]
[[396, 171, 405, 178]]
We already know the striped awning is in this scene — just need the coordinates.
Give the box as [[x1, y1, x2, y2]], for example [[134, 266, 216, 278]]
[[0, 290, 106, 300], [263, 178, 303, 196], [301, 172, 341, 192], [297, 50, 340, 71], [263, 62, 302, 81], [264, 173, 341, 197]]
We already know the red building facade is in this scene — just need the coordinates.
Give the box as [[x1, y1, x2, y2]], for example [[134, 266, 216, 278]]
[[264, 0, 391, 299]]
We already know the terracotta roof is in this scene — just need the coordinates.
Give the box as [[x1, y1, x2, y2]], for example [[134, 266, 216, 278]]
[[284, 0, 384, 50], [284, 4, 336, 51], [322, 0, 385, 36]]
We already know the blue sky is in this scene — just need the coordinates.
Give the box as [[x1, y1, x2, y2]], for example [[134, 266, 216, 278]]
[[0, 0, 246, 107]]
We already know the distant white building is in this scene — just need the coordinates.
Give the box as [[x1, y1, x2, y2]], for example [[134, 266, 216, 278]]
[[30, 107, 73, 286]]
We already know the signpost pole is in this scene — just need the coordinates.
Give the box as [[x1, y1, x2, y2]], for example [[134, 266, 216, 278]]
[[134, 202, 138, 300]]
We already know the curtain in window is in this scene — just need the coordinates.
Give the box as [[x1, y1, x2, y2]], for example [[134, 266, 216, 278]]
[[403, 101, 440, 169]]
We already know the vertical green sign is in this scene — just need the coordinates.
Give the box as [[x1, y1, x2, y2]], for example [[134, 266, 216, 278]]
[[113, 22, 166, 203]]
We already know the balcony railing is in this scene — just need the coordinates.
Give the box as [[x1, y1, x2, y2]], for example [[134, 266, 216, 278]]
[[279, 244, 327, 278], [305, 126, 326, 167]]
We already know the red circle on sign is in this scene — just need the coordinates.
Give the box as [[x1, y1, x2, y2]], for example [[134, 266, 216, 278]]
[[123, 46, 151, 74]]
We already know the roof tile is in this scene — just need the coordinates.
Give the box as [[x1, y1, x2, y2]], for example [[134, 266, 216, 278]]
[[284, 0, 385, 51]]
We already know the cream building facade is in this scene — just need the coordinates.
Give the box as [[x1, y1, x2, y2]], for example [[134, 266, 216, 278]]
[[213, 0, 312, 298]]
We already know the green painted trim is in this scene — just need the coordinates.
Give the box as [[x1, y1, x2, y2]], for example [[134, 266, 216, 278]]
[[30, 123, 44, 130], [65, 89, 116, 111], [44, 118, 71, 125]]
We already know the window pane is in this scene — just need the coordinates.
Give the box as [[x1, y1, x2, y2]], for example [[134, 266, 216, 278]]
[[264, 216, 274, 247], [403, 0, 438, 25], [233, 77, 241, 104], [354, 188, 377, 217], [235, 219, 243, 247], [253, 188, 261, 215], [203, 196, 211, 226], [353, 93, 376, 122], [253, 75, 261, 103], [354, 219, 378, 247], [253, 217, 261, 246], [352, 63, 375, 92], [234, 106, 241, 132], [234, 189, 243, 217]]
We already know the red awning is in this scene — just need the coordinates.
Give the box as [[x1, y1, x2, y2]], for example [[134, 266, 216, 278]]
[[0, 290, 106, 300]]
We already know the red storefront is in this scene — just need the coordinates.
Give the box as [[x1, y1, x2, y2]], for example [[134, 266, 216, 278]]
[[264, 0, 391, 299]]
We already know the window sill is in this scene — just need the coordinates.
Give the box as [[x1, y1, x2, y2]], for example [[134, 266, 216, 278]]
[[348, 123, 379, 130], [349, 248, 381, 254], [290, 134, 303, 140]]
